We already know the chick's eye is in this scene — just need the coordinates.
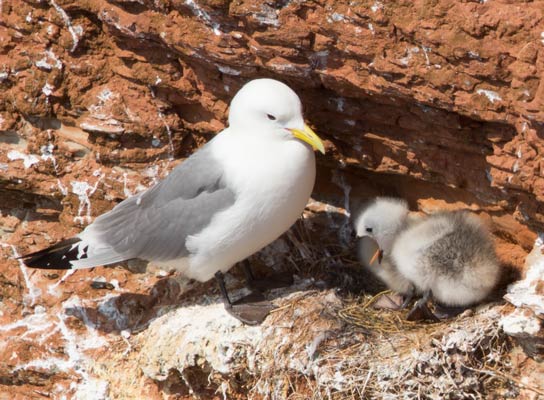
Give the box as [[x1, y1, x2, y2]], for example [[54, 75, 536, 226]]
[[365, 227, 373, 233], [267, 114, 277, 121]]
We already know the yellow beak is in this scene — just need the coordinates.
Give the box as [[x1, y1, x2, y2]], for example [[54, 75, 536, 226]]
[[289, 124, 325, 154]]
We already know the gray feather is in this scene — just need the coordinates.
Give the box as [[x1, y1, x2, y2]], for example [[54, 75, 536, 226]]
[[82, 144, 236, 264], [417, 211, 497, 278]]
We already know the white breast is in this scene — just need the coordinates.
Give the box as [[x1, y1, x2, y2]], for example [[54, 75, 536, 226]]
[[181, 131, 316, 282]]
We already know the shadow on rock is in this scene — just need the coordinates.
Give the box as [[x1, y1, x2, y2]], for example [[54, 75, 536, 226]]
[[64, 276, 208, 334], [62, 268, 311, 334]]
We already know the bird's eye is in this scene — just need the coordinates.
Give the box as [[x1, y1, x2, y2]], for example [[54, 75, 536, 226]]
[[267, 114, 277, 121], [365, 227, 373, 233]]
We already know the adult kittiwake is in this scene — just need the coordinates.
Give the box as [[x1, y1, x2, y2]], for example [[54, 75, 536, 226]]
[[21, 78, 325, 325]]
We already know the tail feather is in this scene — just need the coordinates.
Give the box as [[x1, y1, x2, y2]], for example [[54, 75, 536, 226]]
[[20, 237, 85, 269]]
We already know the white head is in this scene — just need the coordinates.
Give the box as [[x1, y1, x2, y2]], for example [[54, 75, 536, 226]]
[[354, 197, 409, 254], [228, 79, 324, 153]]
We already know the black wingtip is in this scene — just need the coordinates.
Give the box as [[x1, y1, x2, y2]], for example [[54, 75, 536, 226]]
[[20, 237, 82, 270]]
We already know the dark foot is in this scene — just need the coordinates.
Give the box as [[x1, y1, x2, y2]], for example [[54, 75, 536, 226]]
[[406, 302, 440, 322], [433, 304, 469, 319], [225, 291, 275, 325], [215, 271, 275, 325], [400, 285, 416, 310], [243, 260, 294, 291], [406, 290, 440, 323]]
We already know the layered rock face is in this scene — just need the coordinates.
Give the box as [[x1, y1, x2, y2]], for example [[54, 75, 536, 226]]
[[0, 0, 543, 398], [1, 0, 543, 259]]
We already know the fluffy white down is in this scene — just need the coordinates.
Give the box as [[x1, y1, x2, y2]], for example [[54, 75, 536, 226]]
[[391, 215, 456, 283], [355, 198, 409, 254], [392, 213, 499, 306]]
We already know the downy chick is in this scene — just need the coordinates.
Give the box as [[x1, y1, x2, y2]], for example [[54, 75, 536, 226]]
[[354, 197, 414, 297], [355, 197, 501, 319]]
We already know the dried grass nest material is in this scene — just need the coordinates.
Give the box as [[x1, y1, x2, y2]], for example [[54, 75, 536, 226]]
[[334, 293, 544, 398], [337, 290, 447, 334]]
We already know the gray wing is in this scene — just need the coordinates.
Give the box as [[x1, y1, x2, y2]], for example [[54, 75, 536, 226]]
[[83, 144, 236, 262]]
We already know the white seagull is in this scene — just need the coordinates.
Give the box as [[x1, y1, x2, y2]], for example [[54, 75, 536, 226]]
[[22, 78, 325, 325], [355, 197, 500, 320]]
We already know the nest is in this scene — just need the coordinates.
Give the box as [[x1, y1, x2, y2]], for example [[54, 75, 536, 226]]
[[337, 290, 444, 334], [249, 216, 529, 399]]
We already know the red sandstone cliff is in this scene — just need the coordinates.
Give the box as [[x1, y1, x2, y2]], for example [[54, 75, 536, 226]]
[[0, 1, 543, 398]]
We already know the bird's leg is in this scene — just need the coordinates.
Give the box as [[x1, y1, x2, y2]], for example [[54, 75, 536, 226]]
[[214, 271, 275, 326], [215, 271, 233, 306], [241, 260, 294, 291], [406, 289, 440, 323], [400, 285, 416, 310]]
